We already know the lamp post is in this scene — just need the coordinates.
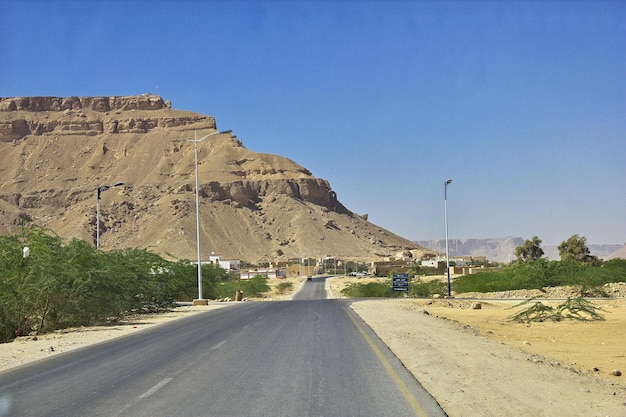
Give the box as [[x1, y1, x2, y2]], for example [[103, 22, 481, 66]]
[[187, 129, 231, 302], [444, 179, 452, 296], [97, 181, 125, 249]]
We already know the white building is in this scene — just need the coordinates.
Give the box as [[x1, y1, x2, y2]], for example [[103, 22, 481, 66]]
[[208, 253, 240, 271], [420, 256, 467, 268], [240, 268, 287, 279]]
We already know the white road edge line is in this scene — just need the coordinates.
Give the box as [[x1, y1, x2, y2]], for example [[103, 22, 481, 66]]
[[138, 378, 172, 399], [211, 340, 227, 350]]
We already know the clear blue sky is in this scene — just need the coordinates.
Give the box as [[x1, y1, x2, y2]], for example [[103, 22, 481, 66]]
[[1, 0, 624, 245]]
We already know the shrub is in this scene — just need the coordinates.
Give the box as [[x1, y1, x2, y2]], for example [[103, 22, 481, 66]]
[[409, 280, 448, 298], [276, 281, 293, 294], [340, 281, 391, 297], [452, 258, 626, 295], [0, 225, 197, 343], [213, 275, 270, 299]]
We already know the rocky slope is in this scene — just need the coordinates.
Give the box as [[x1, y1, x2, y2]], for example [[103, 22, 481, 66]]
[[0, 94, 428, 263]]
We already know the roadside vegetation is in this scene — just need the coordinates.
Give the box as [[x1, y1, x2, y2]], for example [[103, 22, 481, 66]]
[[2, 225, 623, 342], [0, 225, 263, 344], [275, 281, 294, 294], [452, 258, 625, 295], [210, 275, 270, 300], [341, 234, 625, 300], [341, 278, 449, 298]]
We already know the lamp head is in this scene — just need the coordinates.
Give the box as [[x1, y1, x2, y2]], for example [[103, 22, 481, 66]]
[[446, 179, 452, 185]]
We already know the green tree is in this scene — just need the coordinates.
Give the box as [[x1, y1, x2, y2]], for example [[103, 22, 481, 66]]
[[407, 262, 421, 278], [0, 225, 201, 343], [515, 236, 544, 263], [558, 234, 601, 266]]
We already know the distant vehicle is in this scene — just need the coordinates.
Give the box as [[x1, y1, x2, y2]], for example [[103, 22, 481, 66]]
[[307, 276, 312, 281]]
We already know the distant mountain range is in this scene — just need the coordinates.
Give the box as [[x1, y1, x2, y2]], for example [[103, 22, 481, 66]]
[[415, 237, 625, 263]]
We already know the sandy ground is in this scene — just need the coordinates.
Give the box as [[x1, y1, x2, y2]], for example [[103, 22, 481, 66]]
[[1, 277, 625, 417], [328, 278, 626, 417]]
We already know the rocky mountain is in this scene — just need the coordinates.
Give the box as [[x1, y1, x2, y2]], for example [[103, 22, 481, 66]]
[[416, 237, 624, 262], [0, 94, 429, 263]]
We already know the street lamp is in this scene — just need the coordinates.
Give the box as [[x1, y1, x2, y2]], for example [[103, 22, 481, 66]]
[[187, 129, 231, 302], [97, 181, 125, 249], [444, 179, 452, 296]]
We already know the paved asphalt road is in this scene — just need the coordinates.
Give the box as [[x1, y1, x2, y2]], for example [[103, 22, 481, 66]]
[[0, 277, 447, 417]]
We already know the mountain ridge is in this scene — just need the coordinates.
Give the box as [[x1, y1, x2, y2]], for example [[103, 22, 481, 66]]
[[416, 237, 624, 262]]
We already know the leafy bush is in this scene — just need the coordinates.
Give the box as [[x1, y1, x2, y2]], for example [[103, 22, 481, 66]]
[[340, 281, 392, 298], [0, 226, 201, 343], [340, 278, 451, 298], [452, 258, 626, 294], [276, 281, 294, 294], [199, 263, 240, 300], [212, 275, 270, 299], [408, 280, 448, 298]]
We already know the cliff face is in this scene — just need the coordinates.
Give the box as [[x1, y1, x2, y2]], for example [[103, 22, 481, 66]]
[[0, 94, 213, 142], [0, 95, 425, 262], [416, 237, 525, 263]]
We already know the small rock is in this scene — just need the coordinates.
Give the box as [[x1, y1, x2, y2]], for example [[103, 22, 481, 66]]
[[611, 369, 622, 377], [471, 302, 482, 310], [523, 340, 531, 346]]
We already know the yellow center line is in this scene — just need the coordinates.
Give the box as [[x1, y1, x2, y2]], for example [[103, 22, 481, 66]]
[[343, 305, 430, 417]]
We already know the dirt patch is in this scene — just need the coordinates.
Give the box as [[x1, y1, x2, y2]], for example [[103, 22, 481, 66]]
[[350, 298, 625, 417], [325, 276, 626, 417], [407, 298, 626, 383]]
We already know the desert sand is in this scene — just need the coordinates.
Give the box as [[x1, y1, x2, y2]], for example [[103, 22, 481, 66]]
[[1, 277, 624, 417]]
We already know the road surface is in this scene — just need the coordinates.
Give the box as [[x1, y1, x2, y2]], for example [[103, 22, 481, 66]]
[[0, 277, 446, 416]]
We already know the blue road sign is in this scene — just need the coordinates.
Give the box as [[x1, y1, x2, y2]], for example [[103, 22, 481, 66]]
[[392, 273, 409, 291]]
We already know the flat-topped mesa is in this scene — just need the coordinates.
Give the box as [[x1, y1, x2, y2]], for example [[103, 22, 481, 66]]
[[0, 94, 216, 142], [0, 94, 425, 260], [0, 94, 169, 112]]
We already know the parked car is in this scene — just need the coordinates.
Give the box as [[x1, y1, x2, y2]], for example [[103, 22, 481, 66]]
[[307, 276, 312, 281]]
